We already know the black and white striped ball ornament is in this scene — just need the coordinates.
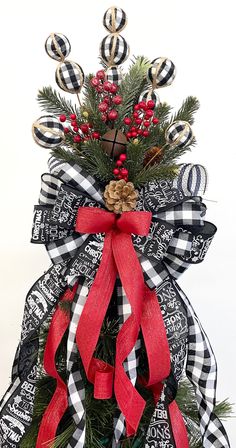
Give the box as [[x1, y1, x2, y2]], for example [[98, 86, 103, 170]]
[[56, 60, 84, 93], [105, 66, 123, 85], [32, 115, 65, 148], [103, 6, 127, 33], [165, 121, 193, 148], [100, 34, 129, 66], [45, 33, 71, 61], [139, 89, 160, 107], [148, 57, 176, 88]]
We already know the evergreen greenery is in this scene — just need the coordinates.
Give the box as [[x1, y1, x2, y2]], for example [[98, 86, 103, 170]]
[[20, 317, 234, 448], [38, 59, 201, 188]]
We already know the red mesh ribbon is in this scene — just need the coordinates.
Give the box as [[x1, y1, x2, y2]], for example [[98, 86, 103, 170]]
[[36, 207, 189, 447], [75, 208, 171, 436], [36, 285, 77, 448]]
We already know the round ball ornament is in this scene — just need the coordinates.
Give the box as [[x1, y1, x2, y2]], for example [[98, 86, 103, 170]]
[[139, 89, 160, 107], [32, 115, 65, 149], [148, 57, 176, 88], [56, 60, 84, 93], [165, 120, 193, 148], [100, 34, 129, 66], [103, 6, 127, 33], [45, 33, 71, 61], [101, 129, 127, 159], [105, 66, 123, 85]]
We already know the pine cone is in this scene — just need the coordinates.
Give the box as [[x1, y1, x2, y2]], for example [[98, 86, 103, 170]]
[[104, 180, 138, 214], [143, 146, 163, 166]]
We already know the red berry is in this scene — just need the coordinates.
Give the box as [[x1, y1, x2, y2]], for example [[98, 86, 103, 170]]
[[123, 177, 128, 182], [59, 114, 66, 122], [103, 81, 112, 92], [121, 168, 128, 176], [70, 114, 76, 120], [135, 118, 142, 125], [147, 100, 155, 109], [64, 127, 70, 134], [119, 154, 127, 162], [71, 120, 77, 127], [88, 123, 93, 128], [98, 102, 108, 112], [80, 124, 89, 134], [145, 109, 154, 118], [116, 160, 123, 166], [73, 126, 79, 132], [91, 77, 100, 87], [152, 117, 159, 124], [96, 85, 104, 93], [117, 174, 123, 179], [143, 130, 150, 137], [74, 135, 81, 143], [126, 132, 132, 139], [103, 95, 111, 105], [113, 95, 122, 105], [101, 113, 107, 122], [110, 83, 118, 93], [113, 168, 120, 175], [144, 121, 150, 128], [108, 109, 118, 121], [131, 131, 138, 137], [96, 70, 106, 79], [133, 112, 139, 119], [124, 117, 132, 125], [92, 132, 100, 139], [139, 101, 147, 110], [137, 129, 143, 135], [130, 126, 137, 132], [134, 104, 140, 111]]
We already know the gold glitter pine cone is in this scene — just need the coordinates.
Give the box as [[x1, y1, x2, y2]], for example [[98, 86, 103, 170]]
[[104, 180, 138, 214]]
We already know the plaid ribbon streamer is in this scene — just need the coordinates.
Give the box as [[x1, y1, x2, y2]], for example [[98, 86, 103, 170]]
[[67, 280, 89, 448], [175, 282, 230, 447]]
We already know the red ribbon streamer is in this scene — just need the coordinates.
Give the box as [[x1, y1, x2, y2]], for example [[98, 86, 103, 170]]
[[36, 285, 77, 448], [75, 208, 171, 435], [37, 207, 189, 447], [169, 400, 189, 448]]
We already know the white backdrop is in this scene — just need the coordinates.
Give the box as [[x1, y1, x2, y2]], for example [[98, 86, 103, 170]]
[[0, 0, 235, 444]]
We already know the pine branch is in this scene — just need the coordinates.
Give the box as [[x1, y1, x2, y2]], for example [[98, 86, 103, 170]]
[[78, 140, 114, 182], [50, 146, 82, 164], [37, 86, 80, 118], [160, 138, 197, 165], [117, 56, 152, 126], [132, 164, 179, 188], [171, 96, 200, 125], [126, 141, 147, 183]]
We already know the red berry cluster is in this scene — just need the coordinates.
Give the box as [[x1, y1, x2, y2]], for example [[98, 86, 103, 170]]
[[123, 100, 159, 139], [59, 113, 100, 143], [113, 153, 128, 181], [90, 70, 122, 123]]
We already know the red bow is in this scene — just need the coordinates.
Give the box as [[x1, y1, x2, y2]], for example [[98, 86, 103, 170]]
[[75, 208, 171, 435], [36, 207, 189, 448]]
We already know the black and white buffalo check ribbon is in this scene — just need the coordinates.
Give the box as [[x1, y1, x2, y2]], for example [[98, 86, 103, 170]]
[[0, 157, 230, 448]]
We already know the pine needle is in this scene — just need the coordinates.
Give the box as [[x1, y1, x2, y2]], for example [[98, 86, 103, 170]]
[[117, 56, 152, 126], [37, 86, 80, 118]]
